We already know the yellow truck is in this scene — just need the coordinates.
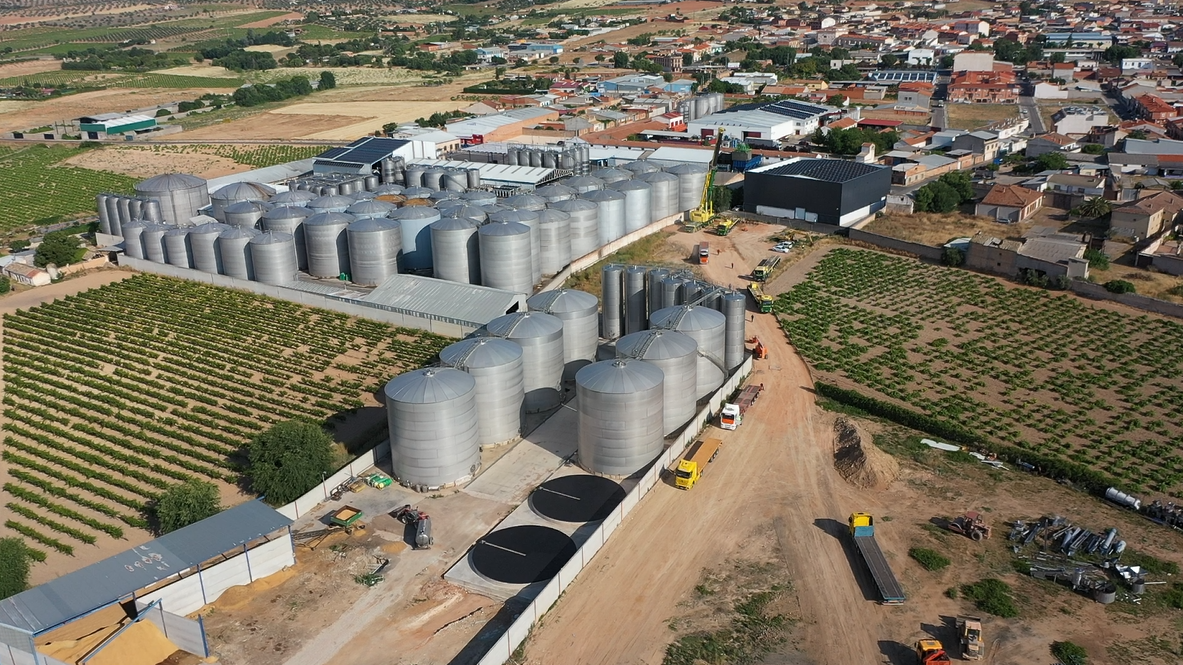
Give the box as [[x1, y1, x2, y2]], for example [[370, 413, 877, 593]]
[[674, 438, 723, 490]]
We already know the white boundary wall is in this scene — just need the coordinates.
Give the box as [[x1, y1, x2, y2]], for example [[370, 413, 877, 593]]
[[475, 355, 753, 665], [540, 212, 685, 292], [276, 441, 390, 520], [134, 602, 209, 657]]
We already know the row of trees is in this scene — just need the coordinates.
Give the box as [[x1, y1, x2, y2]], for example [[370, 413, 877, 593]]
[[60, 46, 185, 72], [813, 127, 900, 156], [232, 75, 314, 107]]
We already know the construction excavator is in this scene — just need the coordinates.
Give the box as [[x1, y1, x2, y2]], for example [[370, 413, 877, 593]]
[[686, 129, 725, 229], [915, 639, 953, 665]]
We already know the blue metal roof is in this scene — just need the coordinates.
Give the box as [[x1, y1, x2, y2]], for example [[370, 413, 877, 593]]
[[0, 500, 292, 635], [314, 136, 409, 168]]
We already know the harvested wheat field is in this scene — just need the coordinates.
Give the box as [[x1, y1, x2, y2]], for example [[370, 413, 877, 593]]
[[155, 64, 242, 78], [240, 11, 302, 28], [182, 100, 467, 141], [0, 88, 229, 133], [863, 211, 1037, 246], [0, 58, 61, 79]]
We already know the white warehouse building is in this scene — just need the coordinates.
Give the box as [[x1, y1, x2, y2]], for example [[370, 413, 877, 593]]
[[686, 99, 839, 144]]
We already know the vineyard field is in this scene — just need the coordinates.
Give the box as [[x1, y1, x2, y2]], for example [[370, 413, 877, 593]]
[[106, 73, 245, 89], [0, 274, 449, 563], [0, 145, 138, 231], [778, 248, 1183, 496], [121, 143, 328, 167]]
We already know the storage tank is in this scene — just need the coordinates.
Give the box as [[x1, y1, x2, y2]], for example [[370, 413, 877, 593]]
[[582, 189, 626, 245], [662, 276, 684, 309], [489, 208, 540, 285], [681, 280, 703, 305], [162, 226, 193, 268], [460, 190, 497, 207], [385, 368, 481, 488], [616, 329, 697, 436], [430, 216, 480, 284], [117, 197, 132, 230], [467, 168, 481, 189], [189, 222, 229, 274], [429, 189, 459, 203], [537, 208, 571, 275], [623, 160, 660, 176], [478, 221, 533, 293], [534, 183, 576, 203], [505, 147, 520, 166], [650, 305, 727, 398], [637, 171, 680, 222], [135, 173, 209, 227], [262, 206, 312, 271], [390, 205, 441, 271], [223, 200, 268, 230], [722, 291, 747, 371], [591, 167, 630, 184], [127, 198, 143, 223], [105, 196, 123, 236], [217, 227, 259, 280], [372, 184, 405, 197], [364, 175, 380, 191], [504, 193, 547, 212], [623, 265, 647, 334], [141, 223, 171, 263], [271, 189, 317, 207], [210, 181, 274, 221], [1105, 487, 1142, 511], [609, 179, 653, 233], [250, 231, 298, 285], [601, 264, 624, 339], [528, 149, 542, 168], [346, 199, 397, 220], [565, 175, 604, 194], [347, 217, 402, 286], [404, 165, 426, 188], [550, 198, 599, 259], [402, 186, 433, 201], [541, 150, 557, 169], [647, 268, 669, 318], [481, 312, 565, 413], [664, 163, 710, 212], [308, 194, 354, 214], [96, 194, 111, 234], [528, 289, 599, 378], [303, 211, 354, 278], [422, 167, 446, 191], [141, 199, 163, 224], [443, 205, 487, 224], [442, 171, 468, 192], [120, 219, 148, 259], [439, 338, 525, 447], [576, 359, 665, 477]]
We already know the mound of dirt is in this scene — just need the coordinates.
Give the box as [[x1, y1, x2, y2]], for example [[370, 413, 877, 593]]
[[833, 417, 899, 490]]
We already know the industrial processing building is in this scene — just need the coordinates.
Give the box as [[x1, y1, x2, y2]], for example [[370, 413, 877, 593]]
[[686, 98, 839, 144], [742, 158, 892, 226]]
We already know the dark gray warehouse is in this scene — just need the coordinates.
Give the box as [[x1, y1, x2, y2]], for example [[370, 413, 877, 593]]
[[742, 158, 891, 227]]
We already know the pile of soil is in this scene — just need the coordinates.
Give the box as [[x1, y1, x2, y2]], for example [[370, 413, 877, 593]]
[[833, 417, 899, 490]]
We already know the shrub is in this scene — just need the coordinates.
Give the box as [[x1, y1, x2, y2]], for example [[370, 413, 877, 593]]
[[941, 247, 965, 267], [154, 479, 221, 534], [1103, 279, 1135, 294], [0, 537, 31, 599], [909, 547, 951, 571], [1051, 641, 1088, 665], [961, 578, 1018, 618], [1083, 248, 1109, 270], [33, 230, 84, 268], [0, 276, 9, 294], [246, 419, 335, 505]]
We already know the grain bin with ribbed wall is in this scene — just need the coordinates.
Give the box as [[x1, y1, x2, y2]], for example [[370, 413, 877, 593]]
[[504, 193, 547, 212], [582, 189, 625, 245], [664, 163, 710, 212], [250, 231, 298, 285], [210, 181, 274, 221], [601, 263, 624, 340], [346, 199, 397, 220], [442, 170, 468, 192], [303, 211, 353, 278], [610, 179, 653, 233], [623, 160, 660, 175], [722, 291, 747, 371], [460, 190, 497, 207], [616, 329, 697, 436], [443, 205, 487, 224], [422, 167, 446, 191], [189, 223, 228, 273], [96, 194, 111, 234], [119, 219, 147, 259], [347, 217, 402, 286], [141, 199, 163, 224], [536, 208, 571, 275], [534, 183, 576, 203], [217, 227, 259, 280], [390, 205, 440, 271], [135, 173, 209, 227], [528, 288, 598, 379], [624, 265, 647, 334], [661, 276, 683, 309], [650, 305, 726, 398], [385, 368, 481, 488], [105, 196, 123, 236], [163, 227, 193, 268], [591, 167, 630, 184], [576, 359, 664, 477], [481, 312, 564, 413], [373, 184, 405, 197], [262, 206, 312, 271], [308, 194, 354, 214], [565, 175, 604, 194], [223, 200, 269, 230], [271, 189, 317, 207], [429, 216, 480, 284], [478, 221, 532, 293], [550, 198, 598, 259], [404, 165, 425, 188], [428, 190, 459, 203], [647, 268, 669, 317], [637, 171, 680, 221], [439, 338, 524, 447], [402, 187, 433, 202], [141, 223, 170, 263], [489, 208, 539, 284]]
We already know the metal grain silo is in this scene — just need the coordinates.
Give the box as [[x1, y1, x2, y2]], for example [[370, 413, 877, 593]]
[[141, 199, 163, 224], [534, 183, 576, 203], [135, 173, 209, 227], [385, 368, 481, 488], [303, 211, 354, 278], [624, 265, 647, 334], [421, 167, 446, 191], [442, 170, 467, 192], [481, 312, 564, 413], [163, 226, 193, 268], [582, 189, 625, 245], [141, 223, 170, 263], [373, 184, 405, 197], [127, 198, 143, 224], [662, 276, 684, 308], [647, 268, 669, 317], [591, 167, 630, 184], [439, 338, 524, 447], [96, 194, 111, 234], [637, 171, 680, 221], [390, 205, 440, 271], [541, 150, 557, 169], [429, 189, 459, 203], [250, 231, 298, 285], [348, 217, 402, 286], [505, 147, 520, 166], [609, 179, 653, 233], [346, 199, 397, 220], [681, 280, 703, 305], [210, 181, 274, 221], [528, 289, 598, 378], [504, 193, 547, 212], [189, 222, 228, 274], [223, 200, 268, 229], [460, 190, 497, 207], [650, 305, 726, 399], [364, 175, 380, 191], [120, 219, 147, 259], [478, 221, 532, 293], [537, 208, 571, 275], [270, 189, 317, 207], [565, 175, 604, 194], [467, 168, 481, 189], [262, 206, 312, 271], [217, 227, 259, 280], [616, 329, 697, 436], [117, 197, 131, 229], [601, 263, 624, 339], [528, 149, 542, 168], [105, 196, 123, 235], [402, 186, 433, 201], [434, 199, 464, 217], [664, 163, 710, 212], [444, 205, 487, 224], [308, 194, 354, 214], [550, 198, 598, 259], [576, 359, 664, 477], [623, 160, 660, 176], [722, 291, 747, 371], [430, 216, 480, 284], [489, 208, 540, 284], [404, 165, 426, 188]]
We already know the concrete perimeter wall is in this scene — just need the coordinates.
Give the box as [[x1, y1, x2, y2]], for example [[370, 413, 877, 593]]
[[541, 212, 685, 292], [475, 355, 754, 665], [276, 441, 391, 521], [1068, 279, 1183, 319], [848, 228, 944, 261]]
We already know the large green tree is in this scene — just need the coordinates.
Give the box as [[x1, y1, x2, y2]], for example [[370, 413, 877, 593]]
[[33, 230, 84, 268], [247, 419, 335, 505], [155, 479, 222, 533], [1035, 152, 1069, 171], [0, 537, 31, 600]]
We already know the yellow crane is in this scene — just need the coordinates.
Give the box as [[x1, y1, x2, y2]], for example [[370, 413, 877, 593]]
[[687, 129, 725, 228]]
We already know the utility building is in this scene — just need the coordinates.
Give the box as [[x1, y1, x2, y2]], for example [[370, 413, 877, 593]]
[[77, 113, 157, 138], [686, 99, 838, 144], [742, 158, 891, 226]]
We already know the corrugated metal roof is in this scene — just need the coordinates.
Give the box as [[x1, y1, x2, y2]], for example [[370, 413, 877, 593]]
[[205, 159, 316, 191], [407, 159, 555, 186], [364, 274, 525, 324], [752, 158, 886, 183], [0, 501, 292, 635]]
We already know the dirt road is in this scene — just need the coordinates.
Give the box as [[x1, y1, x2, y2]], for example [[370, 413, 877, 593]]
[[521, 227, 885, 665]]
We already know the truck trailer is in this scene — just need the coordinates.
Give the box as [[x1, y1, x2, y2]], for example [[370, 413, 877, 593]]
[[698, 241, 710, 264], [720, 384, 763, 430], [674, 438, 723, 489], [748, 282, 774, 313], [848, 512, 906, 605], [752, 257, 780, 282]]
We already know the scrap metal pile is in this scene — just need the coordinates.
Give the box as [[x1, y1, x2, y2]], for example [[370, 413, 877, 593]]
[[1009, 515, 1144, 604], [1144, 500, 1183, 530]]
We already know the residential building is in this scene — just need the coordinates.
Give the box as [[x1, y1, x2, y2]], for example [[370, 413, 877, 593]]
[[597, 74, 665, 94], [975, 183, 1043, 222], [1110, 190, 1183, 239], [966, 229, 1090, 279], [1053, 107, 1110, 135], [1132, 94, 1179, 121], [953, 131, 1003, 161], [947, 71, 1020, 104], [952, 52, 994, 73], [743, 158, 891, 226], [1026, 133, 1080, 158], [687, 98, 839, 143], [2, 262, 50, 286]]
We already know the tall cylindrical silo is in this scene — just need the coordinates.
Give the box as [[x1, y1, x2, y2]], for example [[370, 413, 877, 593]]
[[489, 209, 540, 285], [527, 288, 598, 379], [637, 171, 680, 222], [534, 183, 576, 203], [601, 263, 624, 340], [128, 199, 144, 223], [576, 359, 664, 477], [105, 196, 123, 236], [135, 173, 209, 227], [210, 181, 274, 221], [444, 205, 487, 225], [262, 206, 312, 272], [665, 163, 710, 212], [467, 168, 481, 189], [141, 199, 163, 224], [591, 167, 630, 184], [506, 147, 520, 166], [623, 160, 660, 176], [442, 171, 467, 192], [682, 280, 703, 305], [550, 198, 598, 259], [422, 167, 446, 191], [662, 276, 684, 309], [347, 217, 402, 286], [537, 208, 571, 275], [478, 221, 533, 293], [582, 189, 625, 245], [402, 187, 434, 202], [346, 199, 397, 220], [650, 305, 727, 399], [529, 149, 542, 168], [364, 174, 380, 191], [404, 165, 426, 188], [647, 268, 669, 318], [120, 219, 147, 259], [481, 312, 565, 413], [565, 175, 604, 194], [722, 291, 747, 371], [609, 179, 653, 233], [385, 368, 481, 488], [96, 194, 111, 235], [430, 217, 480, 284], [390, 205, 440, 271], [308, 194, 354, 215], [117, 197, 132, 229], [623, 265, 647, 334], [541, 150, 557, 169], [217, 227, 259, 280], [504, 193, 547, 212], [460, 190, 497, 207], [163, 226, 193, 268], [141, 223, 170, 263], [429, 189, 459, 203], [189, 222, 228, 274], [439, 338, 524, 448], [223, 200, 268, 230], [616, 329, 697, 436], [303, 211, 353, 278], [250, 231, 298, 285]]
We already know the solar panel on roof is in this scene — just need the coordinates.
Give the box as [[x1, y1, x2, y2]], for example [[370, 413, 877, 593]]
[[760, 159, 883, 183], [317, 147, 349, 160], [314, 138, 408, 167]]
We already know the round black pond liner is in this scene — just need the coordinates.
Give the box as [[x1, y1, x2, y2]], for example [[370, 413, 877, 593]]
[[531, 475, 625, 523], [471, 525, 577, 585]]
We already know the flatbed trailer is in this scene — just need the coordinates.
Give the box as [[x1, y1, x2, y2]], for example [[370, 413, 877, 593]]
[[849, 513, 906, 605], [748, 282, 774, 313]]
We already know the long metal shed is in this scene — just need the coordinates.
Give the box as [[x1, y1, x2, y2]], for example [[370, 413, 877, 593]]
[[364, 274, 528, 328]]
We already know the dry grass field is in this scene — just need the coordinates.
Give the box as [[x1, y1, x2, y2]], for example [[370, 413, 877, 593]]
[[946, 103, 1021, 130]]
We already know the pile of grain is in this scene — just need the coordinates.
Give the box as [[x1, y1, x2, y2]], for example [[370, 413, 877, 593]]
[[833, 417, 899, 490]]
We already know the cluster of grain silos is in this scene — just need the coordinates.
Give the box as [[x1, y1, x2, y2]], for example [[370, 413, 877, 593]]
[[95, 194, 165, 237], [504, 143, 590, 175], [678, 92, 726, 122]]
